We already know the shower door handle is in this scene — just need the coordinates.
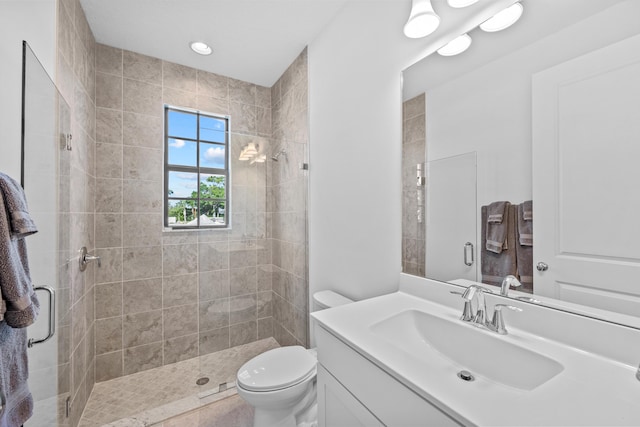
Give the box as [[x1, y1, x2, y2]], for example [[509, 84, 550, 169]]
[[464, 242, 474, 266], [28, 286, 55, 348]]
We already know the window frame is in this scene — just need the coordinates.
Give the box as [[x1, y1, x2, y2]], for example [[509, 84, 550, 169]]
[[164, 105, 230, 229]]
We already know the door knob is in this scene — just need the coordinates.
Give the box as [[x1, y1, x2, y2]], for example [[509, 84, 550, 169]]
[[536, 262, 549, 272]]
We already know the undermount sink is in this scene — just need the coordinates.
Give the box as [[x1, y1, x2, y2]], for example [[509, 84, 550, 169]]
[[370, 309, 564, 391]]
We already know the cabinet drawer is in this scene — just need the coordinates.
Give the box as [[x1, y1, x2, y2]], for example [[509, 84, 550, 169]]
[[318, 364, 384, 427], [316, 326, 462, 427]]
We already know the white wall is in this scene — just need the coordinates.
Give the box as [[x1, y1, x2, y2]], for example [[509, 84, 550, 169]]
[[423, 0, 640, 261], [0, 0, 56, 179], [308, 1, 415, 302]]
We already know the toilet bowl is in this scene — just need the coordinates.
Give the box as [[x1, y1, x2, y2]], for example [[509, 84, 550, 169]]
[[236, 291, 353, 427]]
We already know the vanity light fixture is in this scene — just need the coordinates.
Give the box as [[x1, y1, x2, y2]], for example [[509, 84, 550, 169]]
[[447, 0, 478, 8], [244, 142, 258, 156], [190, 41, 212, 55], [404, 0, 440, 39], [239, 142, 259, 161], [479, 2, 523, 32], [437, 33, 472, 56], [250, 154, 267, 165]]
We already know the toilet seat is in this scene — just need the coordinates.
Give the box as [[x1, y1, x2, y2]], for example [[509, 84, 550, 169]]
[[237, 346, 316, 392]]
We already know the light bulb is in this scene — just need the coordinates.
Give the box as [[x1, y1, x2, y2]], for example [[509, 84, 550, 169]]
[[437, 34, 472, 56], [447, 0, 478, 8], [480, 2, 523, 32], [404, 0, 440, 39]]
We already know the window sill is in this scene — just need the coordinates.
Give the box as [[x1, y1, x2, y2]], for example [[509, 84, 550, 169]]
[[162, 226, 230, 234]]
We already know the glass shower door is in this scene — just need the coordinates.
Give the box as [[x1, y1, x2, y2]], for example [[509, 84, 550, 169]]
[[425, 152, 478, 282], [22, 41, 71, 427]]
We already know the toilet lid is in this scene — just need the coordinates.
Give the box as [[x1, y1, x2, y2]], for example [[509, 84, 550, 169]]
[[237, 346, 316, 392]]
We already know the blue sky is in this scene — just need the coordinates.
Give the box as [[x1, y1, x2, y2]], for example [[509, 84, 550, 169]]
[[167, 110, 226, 198]]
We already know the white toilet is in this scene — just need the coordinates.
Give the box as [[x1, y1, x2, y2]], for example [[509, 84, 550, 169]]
[[236, 291, 353, 427]]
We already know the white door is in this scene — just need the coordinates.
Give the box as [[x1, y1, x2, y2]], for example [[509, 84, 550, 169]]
[[426, 152, 477, 282], [532, 34, 640, 316]]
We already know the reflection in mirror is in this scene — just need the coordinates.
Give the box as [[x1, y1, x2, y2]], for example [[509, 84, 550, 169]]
[[425, 152, 477, 282], [401, 0, 640, 325]]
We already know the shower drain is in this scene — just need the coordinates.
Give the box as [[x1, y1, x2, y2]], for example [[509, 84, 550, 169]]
[[457, 370, 475, 382], [196, 377, 210, 386]]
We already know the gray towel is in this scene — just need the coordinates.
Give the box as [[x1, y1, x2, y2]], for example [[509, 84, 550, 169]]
[[485, 201, 510, 254], [518, 200, 533, 246], [0, 173, 37, 427], [0, 323, 33, 427], [0, 173, 39, 328], [522, 200, 532, 220], [0, 173, 37, 239], [515, 201, 533, 293], [515, 216, 534, 294], [481, 205, 517, 288]]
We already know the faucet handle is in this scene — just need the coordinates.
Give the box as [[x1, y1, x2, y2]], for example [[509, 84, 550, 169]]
[[451, 291, 475, 322], [488, 304, 523, 335]]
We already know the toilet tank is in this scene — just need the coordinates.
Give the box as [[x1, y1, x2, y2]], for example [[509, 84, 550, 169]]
[[312, 290, 353, 312]]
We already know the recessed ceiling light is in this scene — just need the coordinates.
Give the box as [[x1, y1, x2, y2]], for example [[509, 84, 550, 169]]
[[480, 2, 523, 32], [447, 0, 478, 8], [190, 41, 212, 55], [437, 34, 472, 56]]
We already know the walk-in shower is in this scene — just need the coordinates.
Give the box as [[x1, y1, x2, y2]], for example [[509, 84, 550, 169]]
[[20, 16, 310, 424]]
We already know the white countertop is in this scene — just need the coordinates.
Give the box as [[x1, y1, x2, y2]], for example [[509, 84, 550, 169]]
[[312, 279, 640, 426]]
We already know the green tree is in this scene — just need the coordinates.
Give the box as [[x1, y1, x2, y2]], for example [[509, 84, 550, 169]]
[[168, 176, 225, 223], [198, 175, 225, 218]]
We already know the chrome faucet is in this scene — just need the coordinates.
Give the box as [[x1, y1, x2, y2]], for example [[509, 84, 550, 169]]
[[500, 275, 522, 296], [461, 285, 492, 327], [455, 285, 523, 335], [486, 304, 523, 335], [450, 290, 474, 322]]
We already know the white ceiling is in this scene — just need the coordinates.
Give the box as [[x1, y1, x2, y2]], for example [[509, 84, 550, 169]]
[[80, 0, 350, 87], [403, 0, 626, 99], [81, 0, 620, 91]]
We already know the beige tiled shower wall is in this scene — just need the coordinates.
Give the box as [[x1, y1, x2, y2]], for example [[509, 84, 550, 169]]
[[55, 0, 98, 425], [402, 94, 426, 277], [269, 49, 309, 347], [92, 44, 276, 382]]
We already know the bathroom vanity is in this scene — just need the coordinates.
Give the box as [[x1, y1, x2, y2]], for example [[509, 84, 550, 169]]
[[311, 274, 640, 426]]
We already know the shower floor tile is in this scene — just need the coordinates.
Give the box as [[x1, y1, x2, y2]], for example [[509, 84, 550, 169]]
[[156, 394, 253, 427], [79, 338, 279, 426]]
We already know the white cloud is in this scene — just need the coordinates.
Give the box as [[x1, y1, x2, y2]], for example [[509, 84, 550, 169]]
[[204, 146, 225, 164], [169, 139, 185, 148], [175, 172, 197, 182]]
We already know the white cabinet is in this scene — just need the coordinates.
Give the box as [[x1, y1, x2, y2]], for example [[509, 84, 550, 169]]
[[316, 326, 462, 427], [317, 364, 384, 427]]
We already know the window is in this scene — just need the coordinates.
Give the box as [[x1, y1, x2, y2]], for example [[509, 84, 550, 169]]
[[164, 106, 229, 228]]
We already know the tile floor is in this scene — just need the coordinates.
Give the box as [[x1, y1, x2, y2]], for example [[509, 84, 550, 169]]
[[156, 395, 253, 427], [79, 338, 278, 426]]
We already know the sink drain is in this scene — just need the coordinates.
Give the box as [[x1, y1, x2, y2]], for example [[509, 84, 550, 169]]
[[457, 370, 475, 382], [196, 377, 210, 386]]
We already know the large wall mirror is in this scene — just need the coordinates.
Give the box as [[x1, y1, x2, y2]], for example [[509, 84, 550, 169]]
[[401, 0, 640, 326]]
